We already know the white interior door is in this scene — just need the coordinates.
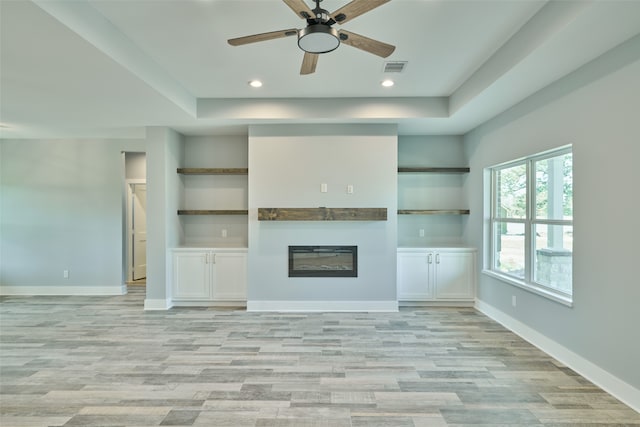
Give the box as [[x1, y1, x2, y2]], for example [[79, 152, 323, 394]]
[[132, 183, 147, 280]]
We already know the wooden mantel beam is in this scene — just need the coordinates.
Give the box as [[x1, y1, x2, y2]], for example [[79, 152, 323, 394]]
[[258, 207, 387, 221]]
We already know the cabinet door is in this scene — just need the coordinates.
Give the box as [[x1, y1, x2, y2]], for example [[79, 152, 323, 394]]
[[173, 251, 211, 300], [434, 251, 474, 299], [397, 252, 433, 300], [211, 252, 247, 301]]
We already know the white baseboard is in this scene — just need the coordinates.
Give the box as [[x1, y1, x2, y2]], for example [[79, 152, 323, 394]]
[[475, 299, 640, 413], [144, 298, 173, 310], [0, 285, 126, 296], [247, 300, 398, 312]]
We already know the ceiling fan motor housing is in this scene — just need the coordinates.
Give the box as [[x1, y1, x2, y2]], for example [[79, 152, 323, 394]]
[[298, 24, 340, 54]]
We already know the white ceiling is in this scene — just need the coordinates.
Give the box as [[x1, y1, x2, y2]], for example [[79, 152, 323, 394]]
[[1, 0, 639, 139]]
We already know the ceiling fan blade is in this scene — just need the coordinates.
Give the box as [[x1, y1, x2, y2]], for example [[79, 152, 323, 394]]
[[300, 52, 318, 75], [338, 30, 395, 58], [228, 29, 298, 46], [283, 0, 316, 20], [330, 0, 390, 25]]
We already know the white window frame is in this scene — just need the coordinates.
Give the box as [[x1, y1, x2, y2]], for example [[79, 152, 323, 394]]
[[486, 146, 573, 306]]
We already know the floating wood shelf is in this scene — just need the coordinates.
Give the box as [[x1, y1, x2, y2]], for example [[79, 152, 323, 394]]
[[258, 207, 387, 221], [177, 168, 248, 175], [398, 209, 470, 215], [178, 209, 248, 215], [398, 167, 470, 173]]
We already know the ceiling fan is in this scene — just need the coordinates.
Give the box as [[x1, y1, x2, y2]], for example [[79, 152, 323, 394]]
[[228, 0, 395, 75]]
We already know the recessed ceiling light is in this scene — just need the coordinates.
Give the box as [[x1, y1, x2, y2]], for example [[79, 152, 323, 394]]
[[381, 79, 394, 87], [248, 80, 263, 88]]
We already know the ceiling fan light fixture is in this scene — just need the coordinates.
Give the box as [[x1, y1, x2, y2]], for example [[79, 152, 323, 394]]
[[298, 24, 340, 54]]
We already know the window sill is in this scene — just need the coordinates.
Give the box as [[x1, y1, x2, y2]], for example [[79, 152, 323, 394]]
[[482, 270, 573, 307]]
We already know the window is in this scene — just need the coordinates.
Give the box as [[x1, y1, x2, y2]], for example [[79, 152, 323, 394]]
[[489, 146, 573, 304]]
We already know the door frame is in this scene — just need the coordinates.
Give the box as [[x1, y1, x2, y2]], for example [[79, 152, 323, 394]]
[[126, 178, 146, 282]]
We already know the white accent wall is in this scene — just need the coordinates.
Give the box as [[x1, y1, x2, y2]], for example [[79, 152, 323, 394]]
[[464, 36, 640, 396], [247, 124, 398, 311]]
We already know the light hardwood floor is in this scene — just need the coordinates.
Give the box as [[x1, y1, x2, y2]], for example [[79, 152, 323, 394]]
[[1, 288, 638, 426]]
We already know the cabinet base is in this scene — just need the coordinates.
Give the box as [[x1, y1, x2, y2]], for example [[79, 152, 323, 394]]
[[172, 300, 246, 308], [247, 300, 398, 312], [398, 300, 475, 307]]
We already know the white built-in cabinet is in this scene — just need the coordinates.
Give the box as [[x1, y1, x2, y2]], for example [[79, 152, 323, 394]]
[[396, 137, 475, 304], [170, 137, 249, 306], [397, 247, 476, 303], [169, 136, 478, 307], [172, 248, 247, 304]]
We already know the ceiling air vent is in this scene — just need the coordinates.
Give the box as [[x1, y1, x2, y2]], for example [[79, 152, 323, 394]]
[[383, 61, 407, 73]]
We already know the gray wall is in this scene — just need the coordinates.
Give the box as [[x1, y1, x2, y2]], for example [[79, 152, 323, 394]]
[[125, 152, 146, 180], [398, 136, 468, 247], [183, 135, 248, 168], [145, 127, 183, 306], [180, 135, 248, 247], [464, 36, 640, 389], [0, 138, 145, 291], [247, 124, 398, 306]]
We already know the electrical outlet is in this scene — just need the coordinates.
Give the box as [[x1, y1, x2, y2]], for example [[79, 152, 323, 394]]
[[63, 270, 69, 279], [221, 229, 227, 238], [347, 184, 354, 194], [512, 295, 517, 307], [419, 229, 425, 237], [321, 183, 328, 193]]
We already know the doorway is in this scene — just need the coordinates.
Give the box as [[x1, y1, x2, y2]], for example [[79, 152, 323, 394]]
[[124, 152, 147, 287], [129, 183, 147, 282]]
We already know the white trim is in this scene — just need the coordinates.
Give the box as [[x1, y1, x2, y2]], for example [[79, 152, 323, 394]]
[[247, 300, 398, 312], [488, 146, 574, 305], [475, 299, 640, 413], [144, 298, 173, 310], [0, 285, 126, 296]]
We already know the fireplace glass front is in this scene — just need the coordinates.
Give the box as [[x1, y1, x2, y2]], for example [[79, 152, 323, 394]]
[[288, 246, 357, 277]]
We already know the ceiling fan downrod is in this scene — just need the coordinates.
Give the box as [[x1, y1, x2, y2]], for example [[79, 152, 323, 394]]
[[299, 0, 340, 53], [310, 0, 332, 24]]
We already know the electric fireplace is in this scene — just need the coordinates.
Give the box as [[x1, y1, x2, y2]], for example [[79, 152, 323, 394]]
[[288, 246, 358, 277]]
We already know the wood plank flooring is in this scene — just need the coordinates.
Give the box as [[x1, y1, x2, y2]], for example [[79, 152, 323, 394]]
[[1, 288, 638, 426]]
